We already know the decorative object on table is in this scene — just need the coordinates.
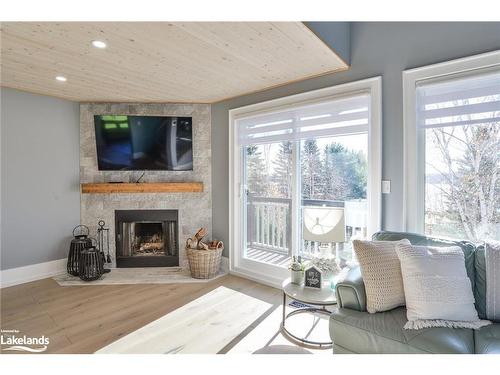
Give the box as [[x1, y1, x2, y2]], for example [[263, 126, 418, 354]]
[[78, 238, 105, 281], [304, 265, 322, 289], [288, 256, 305, 285], [310, 256, 341, 286], [67, 225, 92, 276], [396, 242, 490, 330], [186, 228, 224, 279], [97, 219, 112, 264]]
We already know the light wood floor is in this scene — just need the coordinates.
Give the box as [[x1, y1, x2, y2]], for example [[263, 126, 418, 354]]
[[0, 275, 283, 354]]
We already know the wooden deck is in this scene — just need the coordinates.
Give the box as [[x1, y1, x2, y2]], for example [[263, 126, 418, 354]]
[[246, 247, 291, 267]]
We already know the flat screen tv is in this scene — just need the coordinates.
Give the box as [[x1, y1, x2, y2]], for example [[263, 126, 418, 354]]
[[94, 115, 193, 171]]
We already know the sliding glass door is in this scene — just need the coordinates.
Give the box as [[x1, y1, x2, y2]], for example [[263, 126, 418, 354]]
[[230, 78, 381, 286], [244, 142, 292, 267]]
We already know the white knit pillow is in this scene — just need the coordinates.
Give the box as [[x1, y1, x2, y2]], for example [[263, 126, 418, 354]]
[[396, 242, 491, 330], [352, 239, 410, 313]]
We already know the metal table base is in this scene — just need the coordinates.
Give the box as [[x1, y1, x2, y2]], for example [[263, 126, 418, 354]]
[[280, 292, 333, 349]]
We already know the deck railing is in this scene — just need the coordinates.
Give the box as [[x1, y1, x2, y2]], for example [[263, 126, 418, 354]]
[[247, 196, 367, 257], [247, 197, 291, 254]]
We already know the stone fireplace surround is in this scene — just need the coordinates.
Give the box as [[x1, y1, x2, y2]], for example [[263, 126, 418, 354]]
[[80, 103, 212, 269]]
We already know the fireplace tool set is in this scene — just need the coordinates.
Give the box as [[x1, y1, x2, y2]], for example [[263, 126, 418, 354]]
[[97, 220, 112, 264], [67, 222, 111, 281]]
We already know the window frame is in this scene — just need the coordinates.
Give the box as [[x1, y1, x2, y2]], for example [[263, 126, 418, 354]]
[[402, 50, 500, 234], [229, 77, 382, 287]]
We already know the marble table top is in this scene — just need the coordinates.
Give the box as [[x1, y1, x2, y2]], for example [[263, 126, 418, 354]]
[[282, 278, 337, 305]]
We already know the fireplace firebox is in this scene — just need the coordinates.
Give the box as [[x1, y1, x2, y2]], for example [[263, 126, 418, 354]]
[[115, 210, 178, 267]]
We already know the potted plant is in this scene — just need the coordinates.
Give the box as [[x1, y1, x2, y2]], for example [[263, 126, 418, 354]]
[[289, 256, 305, 285]]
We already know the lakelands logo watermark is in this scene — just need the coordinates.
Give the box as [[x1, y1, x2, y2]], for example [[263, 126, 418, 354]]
[[1, 329, 49, 353]]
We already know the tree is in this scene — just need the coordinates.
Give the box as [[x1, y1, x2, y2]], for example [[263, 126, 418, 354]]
[[346, 149, 367, 199], [301, 139, 323, 199], [427, 122, 499, 241], [272, 141, 293, 198], [269, 138, 368, 203], [245, 145, 267, 197], [322, 143, 367, 201], [322, 143, 346, 200]]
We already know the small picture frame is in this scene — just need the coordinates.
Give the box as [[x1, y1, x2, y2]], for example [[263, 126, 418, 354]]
[[304, 265, 322, 289]]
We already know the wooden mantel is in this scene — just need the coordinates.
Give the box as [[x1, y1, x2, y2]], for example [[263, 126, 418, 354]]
[[81, 182, 203, 194]]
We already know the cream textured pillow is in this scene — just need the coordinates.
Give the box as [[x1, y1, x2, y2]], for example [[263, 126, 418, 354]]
[[396, 242, 491, 330], [352, 239, 410, 313]]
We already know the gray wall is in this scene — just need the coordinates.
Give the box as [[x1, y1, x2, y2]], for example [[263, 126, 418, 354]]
[[1, 88, 80, 270], [305, 22, 350, 64], [211, 22, 500, 248]]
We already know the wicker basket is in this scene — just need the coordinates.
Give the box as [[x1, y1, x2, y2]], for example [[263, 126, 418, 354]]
[[186, 246, 223, 279]]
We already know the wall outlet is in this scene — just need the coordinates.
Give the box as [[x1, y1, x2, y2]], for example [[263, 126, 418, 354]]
[[382, 180, 391, 194]]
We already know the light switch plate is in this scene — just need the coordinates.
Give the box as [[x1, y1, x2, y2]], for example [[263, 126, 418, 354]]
[[382, 180, 391, 194]]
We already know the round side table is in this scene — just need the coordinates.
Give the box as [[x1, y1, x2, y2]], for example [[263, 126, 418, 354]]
[[281, 278, 337, 349]]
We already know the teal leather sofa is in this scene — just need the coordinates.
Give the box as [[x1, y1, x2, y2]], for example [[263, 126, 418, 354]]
[[330, 231, 500, 354]]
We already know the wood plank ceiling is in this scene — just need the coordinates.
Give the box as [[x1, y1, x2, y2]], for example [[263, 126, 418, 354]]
[[0, 22, 348, 103]]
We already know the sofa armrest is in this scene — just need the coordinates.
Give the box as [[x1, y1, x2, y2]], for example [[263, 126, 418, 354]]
[[335, 266, 367, 312]]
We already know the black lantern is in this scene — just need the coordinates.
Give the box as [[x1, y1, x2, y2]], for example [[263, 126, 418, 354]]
[[78, 238, 104, 281], [67, 225, 92, 276]]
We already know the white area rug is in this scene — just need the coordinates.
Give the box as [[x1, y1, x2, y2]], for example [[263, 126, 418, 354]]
[[95, 286, 272, 354], [53, 267, 227, 286]]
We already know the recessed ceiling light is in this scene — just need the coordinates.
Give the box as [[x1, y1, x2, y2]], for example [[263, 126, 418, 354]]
[[55, 76, 67, 82], [91, 40, 107, 49]]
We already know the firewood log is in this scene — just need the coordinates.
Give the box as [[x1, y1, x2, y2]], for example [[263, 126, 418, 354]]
[[194, 228, 208, 249]]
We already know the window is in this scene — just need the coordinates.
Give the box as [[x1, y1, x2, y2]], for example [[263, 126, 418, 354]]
[[403, 51, 500, 242], [229, 77, 381, 287]]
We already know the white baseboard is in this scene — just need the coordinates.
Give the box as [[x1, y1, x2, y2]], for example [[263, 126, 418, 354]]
[[0, 258, 67, 288], [229, 267, 282, 290]]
